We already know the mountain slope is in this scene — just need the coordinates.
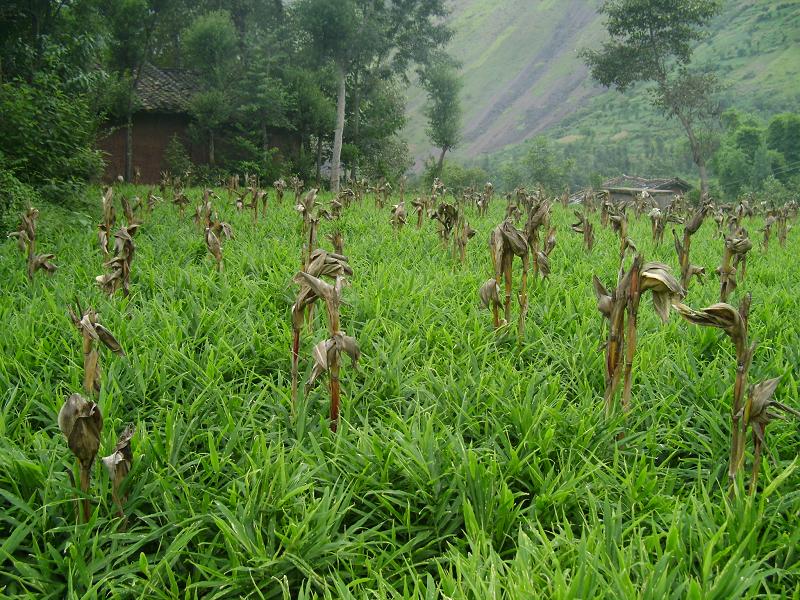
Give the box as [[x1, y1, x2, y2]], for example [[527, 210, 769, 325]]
[[404, 0, 800, 169]]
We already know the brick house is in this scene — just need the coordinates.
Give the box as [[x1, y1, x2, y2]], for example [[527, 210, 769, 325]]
[[96, 64, 300, 184], [97, 64, 204, 184]]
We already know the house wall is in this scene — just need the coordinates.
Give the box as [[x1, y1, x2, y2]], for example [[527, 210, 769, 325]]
[[96, 113, 205, 184], [96, 113, 303, 184], [609, 189, 683, 209]]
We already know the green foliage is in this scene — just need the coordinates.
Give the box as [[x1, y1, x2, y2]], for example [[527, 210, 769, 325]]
[[292, 0, 360, 68], [188, 90, 233, 131], [582, 0, 723, 193], [182, 10, 239, 89], [766, 113, 800, 172], [163, 135, 192, 178], [711, 110, 800, 199], [404, 0, 800, 192], [105, 0, 154, 73], [713, 145, 751, 199], [0, 165, 38, 235], [489, 136, 574, 193], [581, 0, 720, 91], [422, 61, 463, 161], [1, 189, 800, 596], [0, 75, 103, 200], [360, 136, 412, 183], [423, 161, 488, 193]]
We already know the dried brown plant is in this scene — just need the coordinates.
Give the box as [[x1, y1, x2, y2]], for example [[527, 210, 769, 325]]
[[68, 301, 125, 395], [59, 393, 103, 523]]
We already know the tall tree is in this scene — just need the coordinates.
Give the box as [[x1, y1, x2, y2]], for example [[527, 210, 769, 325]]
[[422, 60, 462, 176], [766, 113, 800, 173], [103, 0, 166, 181], [293, 0, 450, 192], [581, 0, 722, 197], [182, 9, 239, 165]]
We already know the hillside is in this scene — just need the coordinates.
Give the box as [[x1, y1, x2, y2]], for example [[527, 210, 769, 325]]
[[404, 0, 800, 173]]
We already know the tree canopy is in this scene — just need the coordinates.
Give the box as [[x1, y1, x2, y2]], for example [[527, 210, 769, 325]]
[[582, 0, 722, 196], [423, 61, 463, 176]]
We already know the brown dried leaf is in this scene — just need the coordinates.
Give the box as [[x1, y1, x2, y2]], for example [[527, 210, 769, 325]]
[[94, 323, 125, 356], [478, 278, 501, 309], [58, 393, 103, 469]]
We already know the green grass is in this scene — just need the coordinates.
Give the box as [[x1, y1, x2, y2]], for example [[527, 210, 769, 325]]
[[1, 188, 799, 598]]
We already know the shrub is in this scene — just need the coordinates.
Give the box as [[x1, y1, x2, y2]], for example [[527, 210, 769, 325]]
[[164, 135, 193, 178], [0, 163, 40, 235], [0, 74, 103, 201]]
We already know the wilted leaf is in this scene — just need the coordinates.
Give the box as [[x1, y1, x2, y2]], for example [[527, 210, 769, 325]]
[[94, 323, 125, 356], [58, 393, 103, 469], [593, 275, 612, 319], [478, 278, 501, 309]]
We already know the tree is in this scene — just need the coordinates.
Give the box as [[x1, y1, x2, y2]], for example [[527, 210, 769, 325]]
[[103, 0, 168, 181], [355, 77, 408, 181], [293, 0, 450, 192], [422, 61, 462, 177], [581, 0, 722, 197], [182, 10, 239, 165], [766, 113, 800, 175], [519, 136, 574, 193], [0, 1, 104, 199]]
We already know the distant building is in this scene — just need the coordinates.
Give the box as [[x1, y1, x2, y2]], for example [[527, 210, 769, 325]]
[[96, 64, 299, 184], [602, 175, 692, 207]]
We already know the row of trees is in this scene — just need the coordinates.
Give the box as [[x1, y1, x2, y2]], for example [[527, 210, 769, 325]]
[[0, 0, 461, 221], [713, 111, 800, 200]]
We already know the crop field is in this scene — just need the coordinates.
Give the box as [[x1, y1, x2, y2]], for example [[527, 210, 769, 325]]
[[1, 187, 799, 599]]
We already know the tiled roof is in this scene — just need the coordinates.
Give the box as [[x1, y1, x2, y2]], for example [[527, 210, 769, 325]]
[[134, 64, 200, 113], [602, 175, 691, 192]]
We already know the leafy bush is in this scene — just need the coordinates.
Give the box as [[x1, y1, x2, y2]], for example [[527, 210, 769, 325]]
[[0, 163, 39, 235], [0, 74, 103, 201], [164, 135, 193, 178], [423, 160, 488, 193]]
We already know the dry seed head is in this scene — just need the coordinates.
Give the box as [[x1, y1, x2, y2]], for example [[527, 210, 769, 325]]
[[688, 265, 706, 284], [478, 279, 502, 309], [592, 276, 613, 320], [101, 425, 135, 487], [58, 393, 103, 470], [30, 254, 57, 275], [307, 334, 360, 389], [640, 262, 684, 296], [205, 227, 222, 261], [672, 302, 748, 348], [684, 206, 706, 235], [500, 221, 528, 257], [747, 378, 782, 427], [306, 249, 352, 278], [537, 251, 551, 279]]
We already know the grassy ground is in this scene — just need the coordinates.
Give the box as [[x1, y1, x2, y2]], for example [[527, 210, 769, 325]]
[[1, 188, 799, 598]]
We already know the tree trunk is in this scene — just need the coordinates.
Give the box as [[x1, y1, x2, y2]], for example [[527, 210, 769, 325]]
[[331, 65, 347, 194], [268, 121, 269, 163], [676, 112, 709, 201], [315, 132, 322, 186], [209, 130, 215, 165], [125, 112, 133, 182], [698, 160, 709, 200], [352, 73, 361, 179], [437, 147, 447, 176]]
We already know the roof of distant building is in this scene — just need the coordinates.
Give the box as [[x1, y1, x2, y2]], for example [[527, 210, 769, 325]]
[[134, 64, 200, 113], [602, 175, 692, 192]]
